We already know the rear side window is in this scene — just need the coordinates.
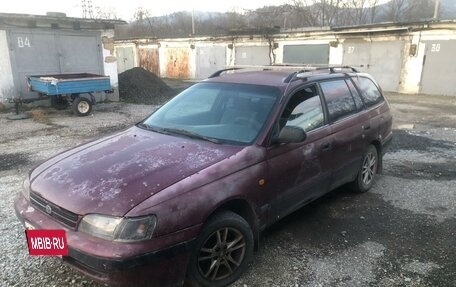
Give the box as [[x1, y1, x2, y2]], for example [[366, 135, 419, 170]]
[[353, 77, 384, 107], [345, 79, 364, 111], [320, 80, 357, 122]]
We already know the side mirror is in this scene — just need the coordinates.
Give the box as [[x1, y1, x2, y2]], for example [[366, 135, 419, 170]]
[[277, 126, 307, 143]]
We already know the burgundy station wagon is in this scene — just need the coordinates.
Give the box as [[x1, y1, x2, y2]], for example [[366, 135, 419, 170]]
[[15, 66, 392, 287]]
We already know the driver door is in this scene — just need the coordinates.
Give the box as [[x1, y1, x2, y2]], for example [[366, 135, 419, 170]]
[[265, 85, 333, 223]]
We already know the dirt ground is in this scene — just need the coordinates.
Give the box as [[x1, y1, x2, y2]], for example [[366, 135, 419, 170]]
[[0, 91, 455, 287]]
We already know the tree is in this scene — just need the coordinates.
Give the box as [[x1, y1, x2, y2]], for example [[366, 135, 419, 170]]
[[94, 6, 120, 20], [132, 7, 155, 37], [383, 0, 409, 21]]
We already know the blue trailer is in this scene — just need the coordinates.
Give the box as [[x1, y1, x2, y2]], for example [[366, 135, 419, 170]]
[[26, 73, 112, 116]]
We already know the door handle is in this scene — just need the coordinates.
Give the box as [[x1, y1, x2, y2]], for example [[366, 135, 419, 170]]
[[321, 142, 332, 151], [363, 125, 371, 130]]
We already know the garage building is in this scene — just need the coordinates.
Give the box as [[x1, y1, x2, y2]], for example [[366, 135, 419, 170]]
[[0, 12, 125, 103]]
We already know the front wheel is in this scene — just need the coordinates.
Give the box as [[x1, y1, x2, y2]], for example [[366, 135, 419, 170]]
[[351, 144, 378, 193], [72, 97, 92, 116], [187, 211, 253, 287]]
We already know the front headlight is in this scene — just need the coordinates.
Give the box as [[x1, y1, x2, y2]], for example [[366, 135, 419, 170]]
[[79, 214, 156, 242], [22, 176, 30, 200]]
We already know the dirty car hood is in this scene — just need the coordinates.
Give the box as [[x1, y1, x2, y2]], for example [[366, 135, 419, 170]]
[[30, 126, 242, 216]]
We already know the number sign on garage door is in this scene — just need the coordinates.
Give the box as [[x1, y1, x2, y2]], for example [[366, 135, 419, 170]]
[[420, 40, 456, 96], [283, 44, 329, 65], [8, 29, 103, 99]]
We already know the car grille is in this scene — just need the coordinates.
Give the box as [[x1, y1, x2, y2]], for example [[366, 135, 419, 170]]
[[30, 192, 80, 229]]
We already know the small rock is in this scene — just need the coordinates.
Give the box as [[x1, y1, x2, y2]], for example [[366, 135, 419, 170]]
[[341, 231, 347, 237], [360, 216, 365, 220], [405, 277, 411, 282]]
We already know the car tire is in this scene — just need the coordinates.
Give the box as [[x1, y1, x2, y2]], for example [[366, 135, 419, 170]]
[[72, 97, 92, 116], [351, 144, 378, 193], [187, 211, 253, 287]]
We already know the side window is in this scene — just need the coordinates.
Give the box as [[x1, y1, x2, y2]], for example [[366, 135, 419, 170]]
[[320, 80, 357, 122], [353, 77, 384, 107], [283, 86, 325, 132], [345, 79, 364, 111]]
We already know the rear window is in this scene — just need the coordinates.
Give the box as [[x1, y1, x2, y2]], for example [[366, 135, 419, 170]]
[[320, 80, 357, 122], [353, 77, 384, 107]]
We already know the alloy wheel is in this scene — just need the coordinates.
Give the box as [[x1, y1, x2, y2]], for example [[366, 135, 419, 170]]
[[197, 227, 246, 281], [362, 151, 376, 186]]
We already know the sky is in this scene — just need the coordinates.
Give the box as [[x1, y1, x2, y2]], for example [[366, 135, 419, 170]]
[[0, 0, 291, 21]]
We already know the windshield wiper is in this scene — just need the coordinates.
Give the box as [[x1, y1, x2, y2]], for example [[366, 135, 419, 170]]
[[137, 123, 171, 135], [162, 128, 220, 144]]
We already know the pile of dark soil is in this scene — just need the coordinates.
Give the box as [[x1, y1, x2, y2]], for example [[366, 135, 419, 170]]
[[118, 67, 175, 105]]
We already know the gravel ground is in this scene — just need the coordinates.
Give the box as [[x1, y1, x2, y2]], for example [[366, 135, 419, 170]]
[[0, 92, 455, 287]]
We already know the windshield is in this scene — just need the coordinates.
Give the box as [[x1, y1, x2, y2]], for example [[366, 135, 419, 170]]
[[141, 82, 279, 144]]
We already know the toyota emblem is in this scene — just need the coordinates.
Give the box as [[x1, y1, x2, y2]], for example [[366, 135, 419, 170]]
[[45, 205, 52, 214]]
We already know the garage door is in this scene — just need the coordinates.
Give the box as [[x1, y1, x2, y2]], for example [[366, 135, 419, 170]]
[[342, 40, 404, 92], [420, 40, 456, 96], [235, 46, 270, 66], [138, 47, 160, 76], [116, 46, 135, 73], [283, 44, 329, 64], [196, 46, 226, 79], [8, 29, 103, 99]]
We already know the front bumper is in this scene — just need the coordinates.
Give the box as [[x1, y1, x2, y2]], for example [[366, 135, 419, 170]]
[[14, 193, 200, 287], [64, 244, 193, 287]]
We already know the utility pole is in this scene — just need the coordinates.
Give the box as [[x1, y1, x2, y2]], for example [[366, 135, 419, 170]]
[[81, 0, 94, 19], [433, 0, 440, 19]]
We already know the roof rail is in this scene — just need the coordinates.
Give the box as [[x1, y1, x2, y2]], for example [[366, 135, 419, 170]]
[[208, 65, 359, 79], [292, 65, 359, 73], [208, 67, 242, 78]]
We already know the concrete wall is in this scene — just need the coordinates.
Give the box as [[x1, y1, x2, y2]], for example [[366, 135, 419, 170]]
[[0, 30, 15, 102], [101, 30, 119, 101]]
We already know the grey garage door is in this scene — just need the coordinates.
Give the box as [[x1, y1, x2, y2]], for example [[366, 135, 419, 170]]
[[283, 44, 329, 64], [196, 46, 226, 79], [116, 46, 135, 73], [342, 40, 404, 92], [8, 29, 103, 99], [235, 46, 270, 66], [420, 40, 456, 96]]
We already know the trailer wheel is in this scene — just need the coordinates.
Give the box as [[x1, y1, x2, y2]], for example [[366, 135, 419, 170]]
[[51, 96, 69, 110], [73, 97, 92, 116]]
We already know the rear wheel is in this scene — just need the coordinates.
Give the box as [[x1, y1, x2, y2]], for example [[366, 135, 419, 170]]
[[187, 211, 253, 287], [351, 144, 378, 193], [72, 97, 92, 116]]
